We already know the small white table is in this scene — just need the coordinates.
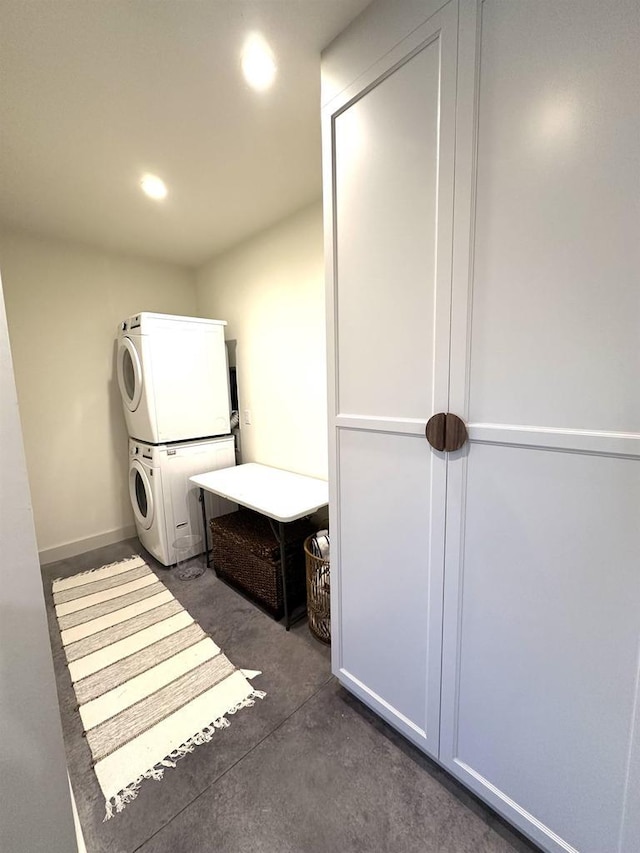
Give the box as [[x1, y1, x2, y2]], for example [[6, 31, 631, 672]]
[[190, 463, 329, 629]]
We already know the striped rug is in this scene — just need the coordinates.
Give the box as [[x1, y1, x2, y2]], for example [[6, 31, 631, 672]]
[[52, 555, 265, 820]]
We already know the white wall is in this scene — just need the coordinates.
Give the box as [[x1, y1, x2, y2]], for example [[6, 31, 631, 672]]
[[1, 204, 326, 559], [0, 229, 196, 560], [0, 274, 76, 853], [196, 202, 328, 480]]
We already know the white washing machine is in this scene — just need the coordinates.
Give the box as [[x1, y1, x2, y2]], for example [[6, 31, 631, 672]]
[[117, 312, 231, 444], [129, 435, 236, 566]]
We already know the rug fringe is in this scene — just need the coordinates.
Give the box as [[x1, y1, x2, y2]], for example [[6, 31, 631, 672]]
[[102, 689, 267, 821], [53, 554, 141, 584]]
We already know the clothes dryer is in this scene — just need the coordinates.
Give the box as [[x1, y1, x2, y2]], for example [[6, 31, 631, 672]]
[[117, 312, 231, 444], [129, 435, 236, 566]]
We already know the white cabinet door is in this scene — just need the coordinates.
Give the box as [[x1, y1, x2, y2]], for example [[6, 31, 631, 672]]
[[325, 0, 457, 756], [441, 2, 640, 850]]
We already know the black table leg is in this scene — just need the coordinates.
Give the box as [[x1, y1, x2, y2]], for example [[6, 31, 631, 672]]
[[200, 487, 210, 568], [269, 518, 307, 630], [278, 521, 291, 630]]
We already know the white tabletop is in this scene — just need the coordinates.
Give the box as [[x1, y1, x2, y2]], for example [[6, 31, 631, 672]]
[[190, 463, 328, 523]]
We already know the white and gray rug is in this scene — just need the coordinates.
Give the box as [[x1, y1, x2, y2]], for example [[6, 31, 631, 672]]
[[52, 555, 265, 820]]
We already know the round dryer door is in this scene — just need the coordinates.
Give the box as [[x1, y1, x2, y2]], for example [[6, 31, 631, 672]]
[[117, 337, 143, 412], [129, 459, 154, 530]]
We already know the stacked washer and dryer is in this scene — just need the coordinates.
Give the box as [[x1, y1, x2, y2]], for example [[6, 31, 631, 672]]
[[116, 312, 236, 566]]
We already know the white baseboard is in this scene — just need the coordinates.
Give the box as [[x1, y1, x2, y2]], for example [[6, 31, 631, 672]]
[[39, 524, 137, 566]]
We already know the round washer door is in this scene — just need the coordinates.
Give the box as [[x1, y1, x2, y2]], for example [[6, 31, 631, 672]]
[[117, 337, 143, 412], [129, 459, 154, 530]]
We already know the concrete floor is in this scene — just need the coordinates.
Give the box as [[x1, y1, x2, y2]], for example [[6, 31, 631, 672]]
[[42, 539, 539, 853]]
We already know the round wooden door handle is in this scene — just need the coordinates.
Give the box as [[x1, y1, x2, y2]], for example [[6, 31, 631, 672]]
[[426, 412, 447, 451], [425, 413, 468, 452], [444, 413, 468, 451]]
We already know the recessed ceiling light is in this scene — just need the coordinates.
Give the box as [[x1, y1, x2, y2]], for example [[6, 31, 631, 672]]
[[241, 34, 277, 92], [140, 174, 167, 200]]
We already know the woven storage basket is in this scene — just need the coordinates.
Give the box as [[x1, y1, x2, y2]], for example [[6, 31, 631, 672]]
[[209, 509, 312, 618], [303, 536, 331, 644]]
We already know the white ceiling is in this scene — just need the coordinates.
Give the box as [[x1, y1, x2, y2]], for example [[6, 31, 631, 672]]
[[0, 0, 370, 267]]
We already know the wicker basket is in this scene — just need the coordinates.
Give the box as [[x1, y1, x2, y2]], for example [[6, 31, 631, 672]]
[[209, 510, 312, 618], [303, 536, 331, 644]]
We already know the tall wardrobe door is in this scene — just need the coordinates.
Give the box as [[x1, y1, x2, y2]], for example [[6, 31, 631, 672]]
[[442, 2, 640, 851], [325, 0, 457, 756]]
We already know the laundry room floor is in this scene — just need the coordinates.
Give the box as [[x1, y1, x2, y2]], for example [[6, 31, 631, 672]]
[[41, 540, 540, 853]]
